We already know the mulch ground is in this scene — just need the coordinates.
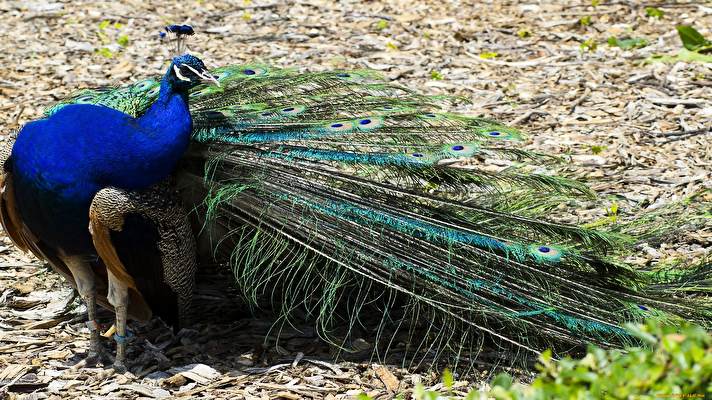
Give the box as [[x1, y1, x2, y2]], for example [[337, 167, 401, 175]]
[[0, 1, 709, 398]]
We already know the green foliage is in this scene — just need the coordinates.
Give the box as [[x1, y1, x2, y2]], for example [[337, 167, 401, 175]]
[[94, 18, 129, 58], [399, 321, 711, 399], [676, 26, 712, 53], [117, 34, 129, 47], [579, 15, 592, 27], [479, 51, 498, 59], [649, 26, 712, 63], [517, 28, 531, 39], [590, 0, 601, 6], [590, 144, 607, 155], [430, 70, 444, 80], [645, 7, 664, 19], [96, 47, 114, 58], [579, 38, 597, 52], [607, 36, 648, 49], [375, 19, 389, 31]]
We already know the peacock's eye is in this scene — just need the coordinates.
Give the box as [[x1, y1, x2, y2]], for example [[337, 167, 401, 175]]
[[451, 145, 464, 151]]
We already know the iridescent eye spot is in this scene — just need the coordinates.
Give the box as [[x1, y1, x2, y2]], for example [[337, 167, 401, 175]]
[[383, 105, 394, 110], [214, 71, 231, 80], [488, 131, 502, 137], [260, 112, 272, 117], [134, 80, 155, 91], [412, 153, 424, 157], [424, 113, 437, 118], [147, 87, 160, 96], [244, 69, 256, 75], [529, 244, 562, 262], [354, 117, 383, 130], [278, 105, 306, 116], [336, 73, 350, 78], [190, 89, 209, 98], [76, 95, 94, 104], [638, 305, 648, 311], [452, 145, 464, 151], [325, 121, 354, 132]]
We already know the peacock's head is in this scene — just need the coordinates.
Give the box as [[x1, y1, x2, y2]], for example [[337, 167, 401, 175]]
[[166, 54, 219, 91]]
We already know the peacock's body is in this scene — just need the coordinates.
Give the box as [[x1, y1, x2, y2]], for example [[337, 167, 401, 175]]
[[1, 29, 709, 371]]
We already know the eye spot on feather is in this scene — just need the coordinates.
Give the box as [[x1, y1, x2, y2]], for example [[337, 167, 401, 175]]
[[133, 79, 157, 92], [638, 305, 648, 311], [190, 88, 213, 98], [324, 121, 354, 132], [412, 153, 424, 157], [202, 111, 228, 121], [213, 71, 231, 80], [354, 117, 383, 130], [279, 105, 306, 116], [75, 95, 95, 104], [488, 131, 502, 137], [241, 67, 268, 77], [451, 145, 464, 151], [336, 73, 350, 78], [529, 244, 562, 262], [418, 112, 446, 121], [147, 87, 160, 97]]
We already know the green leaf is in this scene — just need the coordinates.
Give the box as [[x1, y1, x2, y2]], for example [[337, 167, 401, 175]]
[[430, 70, 443, 80], [645, 7, 664, 19], [607, 36, 648, 49], [491, 373, 513, 389], [442, 368, 454, 389], [676, 26, 712, 53], [98, 19, 110, 30], [647, 48, 712, 64], [479, 51, 498, 59], [517, 28, 531, 38], [117, 34, 129, 47], [579, 39, 597, 52], [96, 47, 114, 58], [356, 394, 372, 400], [590, 145, 607, 155], [579, 15, 592, 26], [375, 19, 389, 31]]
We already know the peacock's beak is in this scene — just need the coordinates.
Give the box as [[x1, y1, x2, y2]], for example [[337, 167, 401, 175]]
[[181, 64, 220, 87], [198, 68, 220, 87]]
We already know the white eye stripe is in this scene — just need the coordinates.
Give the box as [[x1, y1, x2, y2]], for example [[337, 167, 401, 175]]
[[173, 64, 191, 82]]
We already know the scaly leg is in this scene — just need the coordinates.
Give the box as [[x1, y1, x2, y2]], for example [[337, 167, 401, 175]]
[[106, 269, 130, 373], [61, 255, 103, 366]]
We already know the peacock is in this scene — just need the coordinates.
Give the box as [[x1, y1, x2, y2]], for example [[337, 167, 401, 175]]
[[1, 26, 708, 372]]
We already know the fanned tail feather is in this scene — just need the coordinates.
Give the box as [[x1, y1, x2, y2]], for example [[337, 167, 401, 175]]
[[46, 63, 711, 365]]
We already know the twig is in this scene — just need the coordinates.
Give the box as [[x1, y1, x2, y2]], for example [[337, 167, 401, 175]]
[[509, 110, 549, 126], [569, 87, 591, 114]]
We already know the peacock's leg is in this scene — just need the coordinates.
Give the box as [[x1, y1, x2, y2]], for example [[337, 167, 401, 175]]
[[89, 182, 197, 372], [61, 255, 103, 366], [106, 268, 130, 373]]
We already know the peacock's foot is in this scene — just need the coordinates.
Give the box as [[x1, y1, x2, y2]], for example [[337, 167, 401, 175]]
[[83, 320, 112, 367], [112, 360, 127, 374], [111, 331, 132, 374], [84, 349, 113, 368]]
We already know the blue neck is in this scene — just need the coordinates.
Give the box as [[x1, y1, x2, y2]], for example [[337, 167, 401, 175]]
[[137, 68, 191, 131]]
